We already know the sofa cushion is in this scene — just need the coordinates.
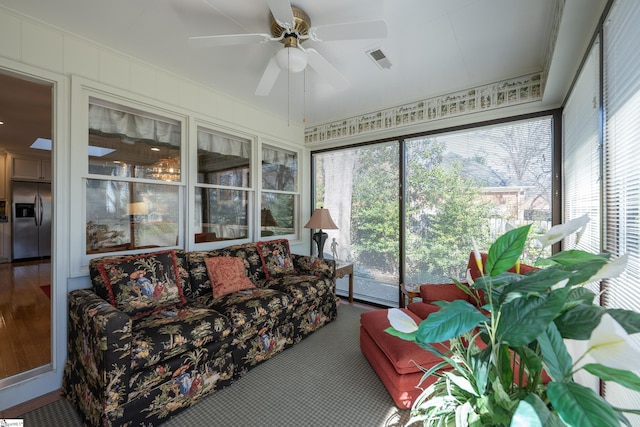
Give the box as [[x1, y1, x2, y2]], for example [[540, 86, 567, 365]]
[[419, 283, 470, 303], [360, 308, 447, 375], [209, 288, 293, 338], [186, 245, 265, 298], [256, 239, 296, 280], [264, 275, 335, 306], [130, 306, 232, 371], [95, 250, 186, 317], [205, 256, 255, 298]]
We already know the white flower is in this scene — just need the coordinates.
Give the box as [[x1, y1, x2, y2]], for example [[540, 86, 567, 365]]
[[465, 268, 474, 285], [587, 254, 629, 283], [536, 214, 589, 248], [587, 313, 640, 371], [387, 308, 418, 333], [471, 237, 483, 275]]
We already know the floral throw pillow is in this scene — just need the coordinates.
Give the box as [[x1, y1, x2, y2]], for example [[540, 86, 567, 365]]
[[256, 239, 296, 280], [96, 250, 186, 317], [205, 256, 255, 298]]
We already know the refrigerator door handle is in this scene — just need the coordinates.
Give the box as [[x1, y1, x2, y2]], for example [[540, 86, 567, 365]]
[[38, 194, 44, 226], [34, 195, 39, 226]]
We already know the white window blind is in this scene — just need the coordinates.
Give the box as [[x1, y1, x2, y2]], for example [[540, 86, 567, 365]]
[[562, 39, 601, 394], [562, 40, 601, 263], [603, 0, 640, 416]]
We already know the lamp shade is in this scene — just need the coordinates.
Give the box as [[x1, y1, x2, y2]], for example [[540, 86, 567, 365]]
[[304, 208, 338, 230], [261, 208, 278, 227], [128, 202, 149, 216]]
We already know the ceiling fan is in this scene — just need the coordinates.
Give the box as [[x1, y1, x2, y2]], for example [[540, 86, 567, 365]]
[[189, 0, 387, 96]]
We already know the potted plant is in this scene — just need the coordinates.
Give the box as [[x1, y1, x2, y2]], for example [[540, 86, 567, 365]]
[[387, 216, 640, 426]]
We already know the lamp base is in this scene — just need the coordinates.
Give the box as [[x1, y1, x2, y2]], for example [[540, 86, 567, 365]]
[[312, 231, 328, 258]]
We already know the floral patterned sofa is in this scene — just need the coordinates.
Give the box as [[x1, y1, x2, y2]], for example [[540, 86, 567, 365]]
[[62, 239, 337, 427]]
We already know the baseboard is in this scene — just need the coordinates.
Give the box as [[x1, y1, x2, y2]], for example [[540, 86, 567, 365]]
[[0, 389, 62, 419]]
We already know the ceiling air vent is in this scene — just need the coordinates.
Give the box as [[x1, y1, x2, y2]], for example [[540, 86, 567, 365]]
[[367, 48, 392, 70]]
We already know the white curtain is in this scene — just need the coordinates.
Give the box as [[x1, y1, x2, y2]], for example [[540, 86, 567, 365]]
[[89, 104, 181, 146], [197, 129, 250, 159], [263, 146, 297, 167]]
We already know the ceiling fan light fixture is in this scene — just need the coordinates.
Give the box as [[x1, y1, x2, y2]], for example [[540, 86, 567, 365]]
[[276, 47, 307, 73]]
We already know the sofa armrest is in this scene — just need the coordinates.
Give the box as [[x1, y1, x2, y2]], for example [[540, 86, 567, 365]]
[[292, 254, 336, 279], [66, 289, 133, 407], [419, 283, 471, 303]]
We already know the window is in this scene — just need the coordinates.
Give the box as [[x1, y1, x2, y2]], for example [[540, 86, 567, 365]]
[[194, 127, 251, 243], [85, 98, 183, 254], [261, 145, 298, 237], [312, 115, 553, 307], [405, 117, 553, 284], [563, 40, 601, 262], [602, 0, 640, 416]]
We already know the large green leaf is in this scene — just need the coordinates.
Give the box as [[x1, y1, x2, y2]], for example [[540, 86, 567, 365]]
[[548, 250, 610, 265], [548, 382, 620, 427], [583, 363, 640, 392], [485, 225, 531, 277], [497, 287, 569, 347], [470, 346, 492, 394], [415, 300, 487, 344], [383, 327, 416, 342], [608, 308, 640, 334], [537, 322, 573, 382], [500, 268, 575, 304], [556, 260, 609, 287], [511, 394, 566, 427], [565, 287, 598, 307], [554, 304, 604, 340]]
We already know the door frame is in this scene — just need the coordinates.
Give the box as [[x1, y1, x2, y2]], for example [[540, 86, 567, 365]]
[[0, 58, 69, 410]]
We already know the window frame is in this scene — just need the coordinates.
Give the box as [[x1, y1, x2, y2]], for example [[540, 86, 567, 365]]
[[191, 122, 254, 246], [69, 78, 188, 276], [260, 141, 301, 241], [310, 109, 560, 305]]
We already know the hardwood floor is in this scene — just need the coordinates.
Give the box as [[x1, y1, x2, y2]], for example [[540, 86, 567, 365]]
[[0, 259, 51, 380]]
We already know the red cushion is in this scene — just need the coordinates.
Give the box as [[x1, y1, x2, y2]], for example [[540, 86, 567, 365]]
[[360, 326, 430, 408], [419, 283, 470, 303], [407, 301, 441, 319], [204, 256, 255, 298], [360, 309, 446, 375]]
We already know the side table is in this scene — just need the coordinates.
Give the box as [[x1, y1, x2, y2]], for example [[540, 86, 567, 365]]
[[400, 283, 420, 308], [335, 263, 354, 303]]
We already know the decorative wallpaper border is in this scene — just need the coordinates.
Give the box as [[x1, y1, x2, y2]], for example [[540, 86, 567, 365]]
[[304, 72, 545, 144], [304, 0, 565, 145]]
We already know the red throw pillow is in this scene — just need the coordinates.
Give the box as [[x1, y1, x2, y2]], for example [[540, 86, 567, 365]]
[[205, 256, 255, 298]]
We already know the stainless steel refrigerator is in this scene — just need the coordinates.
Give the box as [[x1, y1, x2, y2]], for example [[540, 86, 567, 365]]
[[12, 181, 52, 260]]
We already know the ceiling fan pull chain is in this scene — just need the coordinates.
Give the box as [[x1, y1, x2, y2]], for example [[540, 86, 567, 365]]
[[287, 47, 291, 126]]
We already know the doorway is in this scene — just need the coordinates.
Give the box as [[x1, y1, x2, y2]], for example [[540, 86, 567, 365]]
[[0, 71, 53, 383]]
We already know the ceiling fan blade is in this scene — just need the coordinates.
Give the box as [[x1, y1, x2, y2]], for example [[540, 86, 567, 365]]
[[255, 54, 282, 96], [306, 49, 350, 92], [189, 33, 273, 48], [310, 20, 387, 42], [266, 0, 294, 28]]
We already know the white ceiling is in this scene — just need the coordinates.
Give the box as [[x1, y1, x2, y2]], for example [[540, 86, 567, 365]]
[[0, 0, 605, 153]]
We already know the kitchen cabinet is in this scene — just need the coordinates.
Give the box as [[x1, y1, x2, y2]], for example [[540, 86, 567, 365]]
[[12, 156, 51, 181]]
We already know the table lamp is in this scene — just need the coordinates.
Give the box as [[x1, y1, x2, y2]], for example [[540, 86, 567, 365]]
[[304, 208, 338, 258]]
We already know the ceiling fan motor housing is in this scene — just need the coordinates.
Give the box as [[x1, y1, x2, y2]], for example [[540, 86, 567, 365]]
[[270, 6, 311, 43]]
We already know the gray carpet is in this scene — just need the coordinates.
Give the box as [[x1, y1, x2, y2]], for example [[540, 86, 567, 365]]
[[21, 303, 416, 426]]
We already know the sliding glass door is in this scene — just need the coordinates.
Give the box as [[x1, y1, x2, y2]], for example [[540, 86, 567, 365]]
[[312, 114, 554, 307], [312, 142, 399, 306]]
